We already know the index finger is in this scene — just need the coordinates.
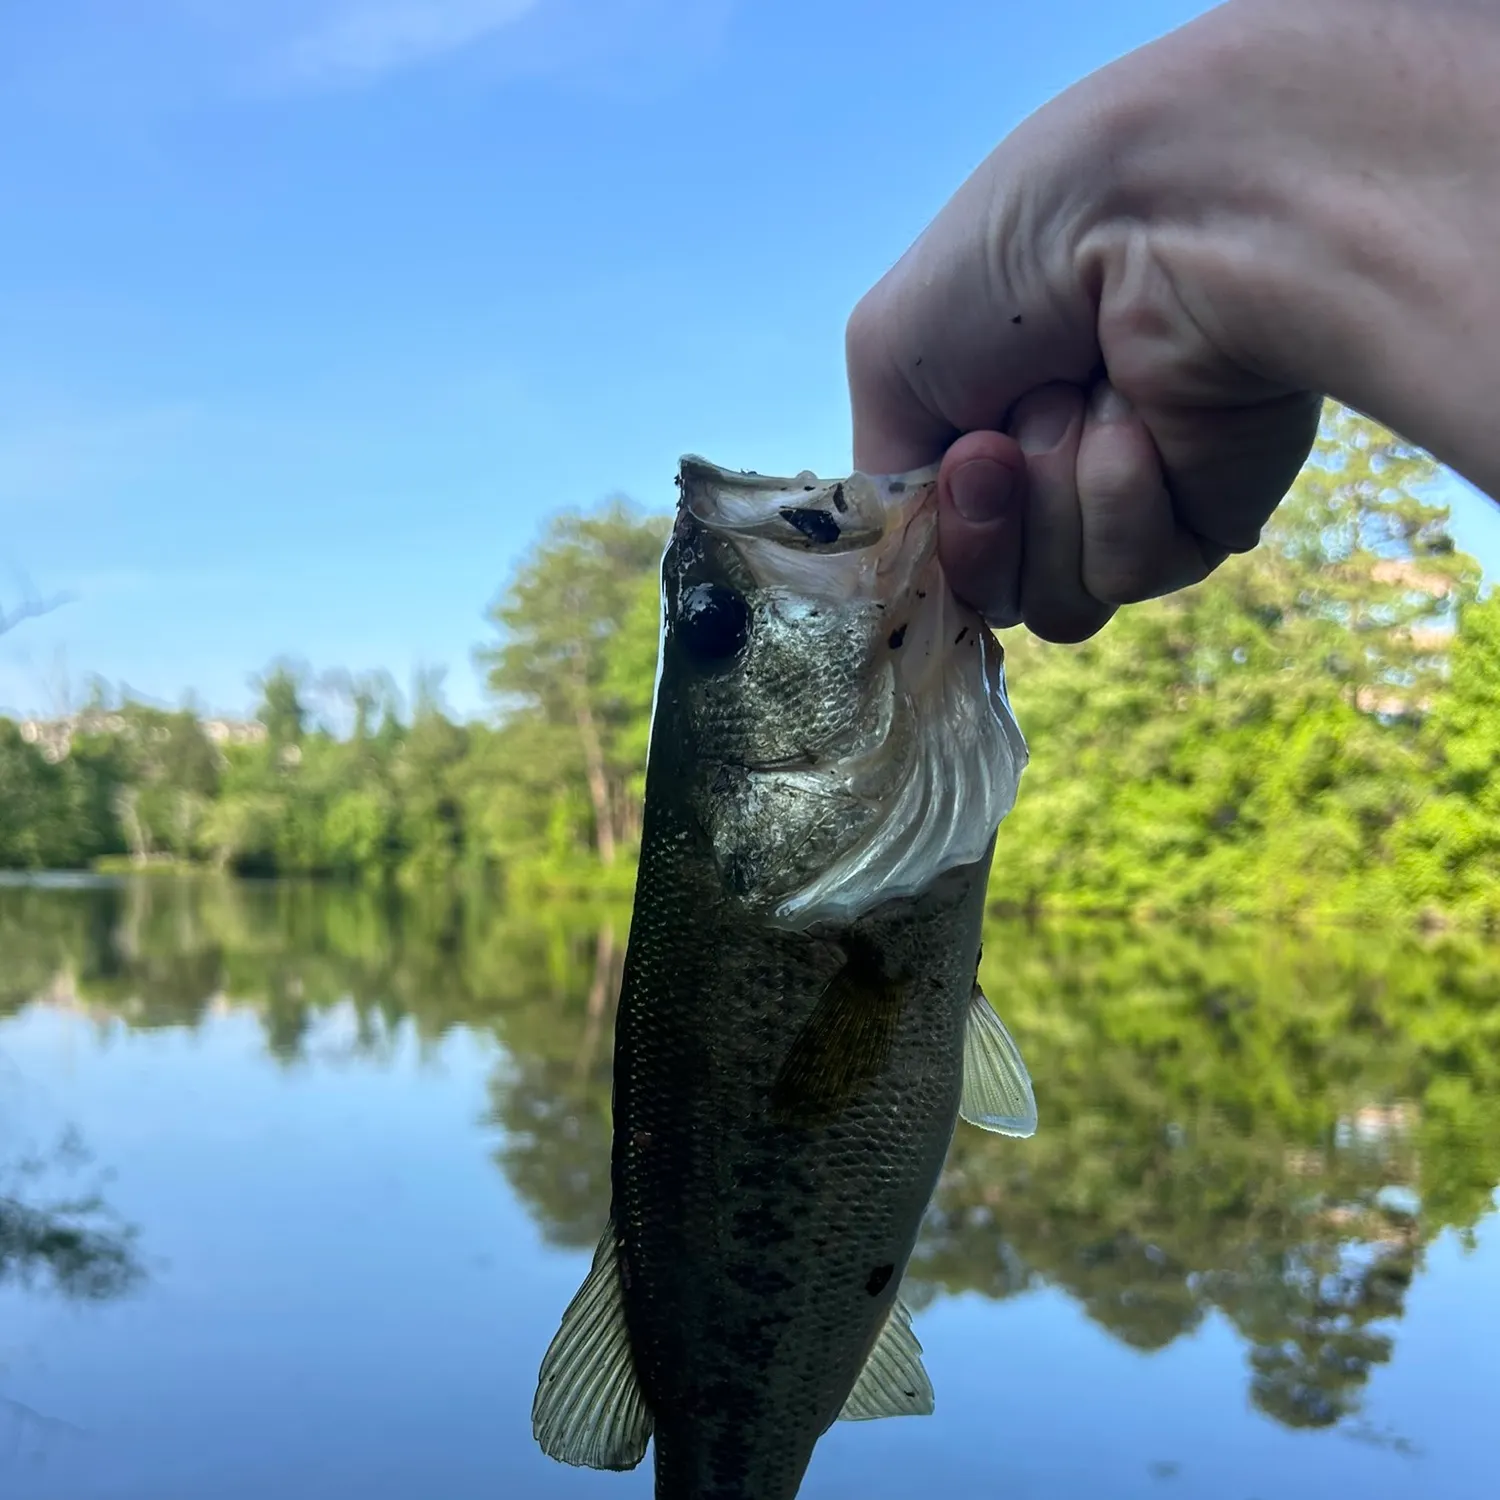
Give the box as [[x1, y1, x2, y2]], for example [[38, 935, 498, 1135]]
[[845, 286, 958, 474]]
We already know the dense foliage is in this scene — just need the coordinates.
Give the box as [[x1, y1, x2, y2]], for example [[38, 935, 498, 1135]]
[[2, 876, 1496, 1432], [2, 404, 1498, 924]]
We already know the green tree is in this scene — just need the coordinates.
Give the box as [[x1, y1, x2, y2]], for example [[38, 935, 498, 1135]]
[[1395, 590, 1500, 926], [110, 702, 221, 862], [0, 720, 121, 869], [992, 402, 1486, 922], [253, 660, 310, 751], [476, 499, 668, 868]]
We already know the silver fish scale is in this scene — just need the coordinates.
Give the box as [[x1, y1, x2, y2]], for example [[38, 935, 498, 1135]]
[[608, 763, 989, 1500], [687, 593, 883, 769]]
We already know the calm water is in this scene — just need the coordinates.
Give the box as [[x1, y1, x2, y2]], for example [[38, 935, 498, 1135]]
[[1, 876, 1497, 1500]]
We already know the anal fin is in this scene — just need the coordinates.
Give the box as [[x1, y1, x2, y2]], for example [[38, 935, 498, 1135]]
[[839, 1297, 934, 1422], [532, 1219, 653, 1471], [959, 983, 1038, 1137]]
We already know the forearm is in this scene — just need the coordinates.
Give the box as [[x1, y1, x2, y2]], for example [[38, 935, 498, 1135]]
[[1087, 0, 1500, 495]]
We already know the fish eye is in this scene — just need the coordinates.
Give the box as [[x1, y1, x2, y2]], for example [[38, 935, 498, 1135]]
[[678, 582, 750, 665]]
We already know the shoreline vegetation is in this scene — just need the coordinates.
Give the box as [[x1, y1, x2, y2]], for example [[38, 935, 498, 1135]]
[[3, 402, 1499, 931]]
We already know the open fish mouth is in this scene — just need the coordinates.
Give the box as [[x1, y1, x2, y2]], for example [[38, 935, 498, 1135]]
[[676, 456, 939, 602], [678, 455, 912, 554]]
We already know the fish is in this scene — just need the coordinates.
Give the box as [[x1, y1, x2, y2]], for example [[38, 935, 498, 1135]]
[[532, 455, 1036, 1500]]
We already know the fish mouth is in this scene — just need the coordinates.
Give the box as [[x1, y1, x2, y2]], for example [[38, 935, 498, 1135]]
[[675, 455, 942, 602], [678, 456, 937, 549]]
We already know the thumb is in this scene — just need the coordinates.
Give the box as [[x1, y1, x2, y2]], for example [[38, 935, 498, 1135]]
[[936, 432, 1028, 628]]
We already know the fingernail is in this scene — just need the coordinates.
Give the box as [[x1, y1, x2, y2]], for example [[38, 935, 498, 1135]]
[[949, 458, 1013, 524], [1090, 382, 1133, 424], [1014, 392, 1075, 456]]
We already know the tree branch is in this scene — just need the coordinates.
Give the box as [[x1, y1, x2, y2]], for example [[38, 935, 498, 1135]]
[[0, 590, 74, 638]]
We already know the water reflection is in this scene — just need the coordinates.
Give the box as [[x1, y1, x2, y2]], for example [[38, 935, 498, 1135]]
[[0, 1127, 143, 1302], [2, 876, 1498, 1442]]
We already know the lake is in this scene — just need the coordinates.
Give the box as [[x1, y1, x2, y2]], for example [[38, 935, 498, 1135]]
[[1, 875, 1497, 1500]]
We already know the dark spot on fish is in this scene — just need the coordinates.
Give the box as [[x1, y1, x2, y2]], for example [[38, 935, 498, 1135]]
[[780, 506, 841, 544], [954, 626, 969, 644], [728, 1259, 796, 1296], [865, 1263, 894, 1296], [1011, 314, 1023, 325], [831, 482, 847, 512], [733, 1157, 813, 1195], [914, 357, 923, 368], [678, 582, 750, 666], [889, 480, 905, 493], [804, 483, 815, 491], [916, 590, 926, 599], [888, 624, 907, 650], [733, 1206, 795, 1247]]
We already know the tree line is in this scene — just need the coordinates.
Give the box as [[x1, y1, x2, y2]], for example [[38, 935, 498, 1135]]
[[1, 401, 1497, 925]]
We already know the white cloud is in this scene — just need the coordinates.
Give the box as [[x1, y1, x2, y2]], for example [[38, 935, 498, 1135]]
[[280, 0, 542, 84], [4, 1, 737, 107]]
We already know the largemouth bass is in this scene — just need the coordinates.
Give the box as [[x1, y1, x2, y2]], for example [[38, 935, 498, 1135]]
[[532, 456, 1035, 1500]]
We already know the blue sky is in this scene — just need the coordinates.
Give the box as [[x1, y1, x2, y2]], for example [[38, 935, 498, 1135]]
[[4, 0, 1499, 722]]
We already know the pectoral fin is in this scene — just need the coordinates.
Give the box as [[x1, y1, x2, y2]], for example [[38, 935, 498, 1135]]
[[839, 1296, 934, 1421], [532, 1219, 652, 1471], [771, 938, 902, 1128], [959, 983, 1038, 1137]]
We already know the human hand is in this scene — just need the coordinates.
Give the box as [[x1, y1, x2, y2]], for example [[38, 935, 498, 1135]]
[[845, 0, 1391, 642]]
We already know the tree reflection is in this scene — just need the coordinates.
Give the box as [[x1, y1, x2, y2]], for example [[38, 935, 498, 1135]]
[[0, 1130, 142, 1301], [3, 877, 1499, 1432]]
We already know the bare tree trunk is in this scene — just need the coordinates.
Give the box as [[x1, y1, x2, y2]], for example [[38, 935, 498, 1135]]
[[618, 775, 643, 850], [571, 681, 618, 867], [115, 788, 149, 866]]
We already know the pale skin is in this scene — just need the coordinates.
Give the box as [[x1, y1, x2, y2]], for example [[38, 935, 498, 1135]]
[[846, 0, 1500, 643]]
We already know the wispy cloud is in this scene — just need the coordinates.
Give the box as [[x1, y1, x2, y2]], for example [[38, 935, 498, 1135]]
[[4, 1, 737, 107], [279, 0, 542, 85]]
